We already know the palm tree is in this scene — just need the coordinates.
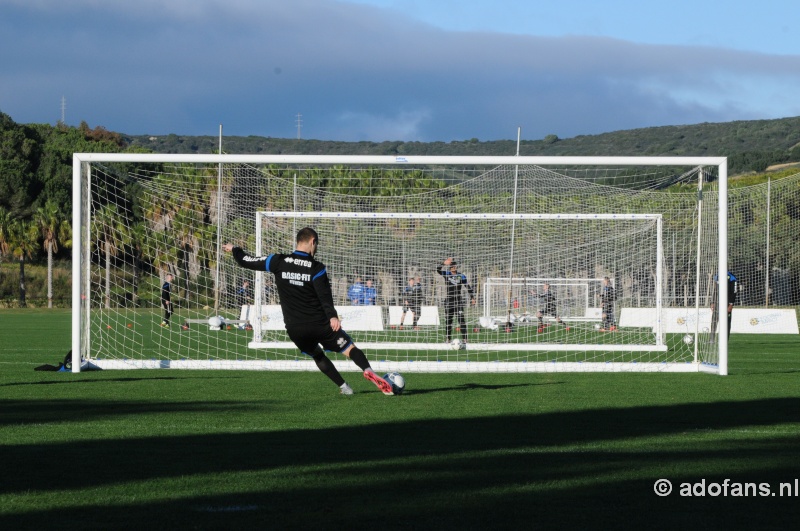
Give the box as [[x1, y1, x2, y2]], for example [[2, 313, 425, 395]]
[[91, 204, 129, 309], [173, 207, 205, 306], [0, 207, 11, 259], [35, 200, 69, 308], [8, 219, 40, 307], [129, 222, 148, 306]]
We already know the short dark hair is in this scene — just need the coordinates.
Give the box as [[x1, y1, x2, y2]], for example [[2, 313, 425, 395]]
[[296, 227, 318, 245]]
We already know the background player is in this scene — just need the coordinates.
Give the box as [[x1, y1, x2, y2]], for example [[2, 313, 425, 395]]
[[437, 257, 476, 347], [599, 276, 616, 331], [223, 228, 393, 395], [160, 273, 173, 327], [401, 277, 423, 329], [536, 283, 568, 332], [710, 271, 737, 341]]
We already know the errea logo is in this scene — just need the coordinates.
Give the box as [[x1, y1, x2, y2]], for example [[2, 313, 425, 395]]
[[285, 257, 294, 263]]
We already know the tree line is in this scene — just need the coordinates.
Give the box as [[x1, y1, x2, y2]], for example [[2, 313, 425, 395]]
[[0, 111, 139, 306], [124, 116, 800, 174], [2, 109, 800, 307]]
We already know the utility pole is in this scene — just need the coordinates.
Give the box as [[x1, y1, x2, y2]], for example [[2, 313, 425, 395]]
[[296, 113, 302, 139], [60, 96, 66, 124]]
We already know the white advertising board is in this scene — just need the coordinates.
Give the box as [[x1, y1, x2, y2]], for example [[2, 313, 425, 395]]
[[619, 307, 798, 334], [388, 306, 441, 326], [243, 305, 385, 331]]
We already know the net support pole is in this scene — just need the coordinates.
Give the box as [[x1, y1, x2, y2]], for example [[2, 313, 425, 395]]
[[691, 169, 704, 362], [71, 155, 83, 373], [505, 128, 521, 326], [718, 160, 729, 375], [655, 215, 664, 346], [765, 176, 771, 307], [253, 211, 265, 341], [213, 124, 223, 314]]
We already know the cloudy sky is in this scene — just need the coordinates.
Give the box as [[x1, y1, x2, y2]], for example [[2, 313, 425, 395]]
[[2, 0, 799, 142]]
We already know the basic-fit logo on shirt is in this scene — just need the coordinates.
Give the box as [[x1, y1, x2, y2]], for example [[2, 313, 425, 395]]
[[282, 271, 311, 286]]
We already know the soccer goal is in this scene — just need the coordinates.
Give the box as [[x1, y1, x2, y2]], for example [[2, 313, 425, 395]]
[[482, 276, 607, 324], [71, 154, 730, 374]]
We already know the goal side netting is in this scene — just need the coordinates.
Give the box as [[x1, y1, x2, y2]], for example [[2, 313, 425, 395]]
[[71, 155, 729, 374]]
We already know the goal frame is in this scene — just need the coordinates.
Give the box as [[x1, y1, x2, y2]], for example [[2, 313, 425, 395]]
[[71, 154, 729, 374], [483, 276, 607, 321], [251, 211, 666, 353]]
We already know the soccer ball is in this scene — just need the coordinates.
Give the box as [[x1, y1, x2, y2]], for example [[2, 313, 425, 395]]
[[683, 334, 694, 345], [450, 338, 464, 350], [383, 372, 406, 395], [594, 323, 601, 330], [208, 316, 224, 330]]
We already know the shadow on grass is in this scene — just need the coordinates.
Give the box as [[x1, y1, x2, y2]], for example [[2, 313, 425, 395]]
[[1, 376, 182, 387], [405, 381, 564, 395], [0, 397, 281, 427], [1, 375, 244, 388], [2, 397, 799, 529]]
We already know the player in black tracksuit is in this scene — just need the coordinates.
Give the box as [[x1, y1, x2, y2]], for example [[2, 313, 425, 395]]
[[437, 257, 476, 344], [161, 273, 173, 327], [710, 271, 737, 341], [599, 276, 616, 331], [536, 283, 567, 329], [401, 277, 423, 328], [223, 227, 393, 395]]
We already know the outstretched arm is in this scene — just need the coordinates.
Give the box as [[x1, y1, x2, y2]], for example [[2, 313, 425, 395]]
[[223, 243, 270, 271], [437, 257, 453, 277]]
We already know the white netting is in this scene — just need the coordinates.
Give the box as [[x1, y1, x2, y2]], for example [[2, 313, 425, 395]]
[[75, 156, 755, 373]]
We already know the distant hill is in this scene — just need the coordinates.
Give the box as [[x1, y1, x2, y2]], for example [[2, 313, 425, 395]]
[[124, 116, 800, 175]]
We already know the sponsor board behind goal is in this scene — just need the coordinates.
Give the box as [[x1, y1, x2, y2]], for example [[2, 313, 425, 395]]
[[620, 308, 798, 334]]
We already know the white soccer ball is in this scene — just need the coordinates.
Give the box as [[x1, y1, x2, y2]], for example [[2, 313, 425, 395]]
[[208, 316, 224, 330], [683, 334, 694, 345], [450, 338, 464, 350], [383, 372, 406, 395], [594, 323, 601, 330]]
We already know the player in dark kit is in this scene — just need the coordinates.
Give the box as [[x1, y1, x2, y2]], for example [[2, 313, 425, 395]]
[[437, 257, 476, 346], [161, 273, 173, 327], [599, 276, 616, 331], [223, 228, 394, 395], [710, 271, 737, 341], [401, 277, 423, 329], [536, 283, 568, 331]]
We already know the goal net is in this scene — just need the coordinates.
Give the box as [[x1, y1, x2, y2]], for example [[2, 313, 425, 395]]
[[71, 154, 730, 374]]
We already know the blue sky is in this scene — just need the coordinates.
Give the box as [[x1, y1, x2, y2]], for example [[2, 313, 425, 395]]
[[1, 0, 799, 142]]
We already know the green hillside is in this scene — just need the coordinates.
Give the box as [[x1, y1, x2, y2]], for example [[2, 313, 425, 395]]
[[124, 116, 800, 175]]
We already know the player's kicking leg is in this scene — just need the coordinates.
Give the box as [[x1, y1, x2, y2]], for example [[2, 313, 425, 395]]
[[342, 343, 394, 395]]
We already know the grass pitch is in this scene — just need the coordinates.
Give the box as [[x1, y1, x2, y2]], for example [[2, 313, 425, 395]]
[[1, 309, 799, 530]]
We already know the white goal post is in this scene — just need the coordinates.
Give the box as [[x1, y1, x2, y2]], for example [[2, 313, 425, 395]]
[[71, 154, 729, 374]]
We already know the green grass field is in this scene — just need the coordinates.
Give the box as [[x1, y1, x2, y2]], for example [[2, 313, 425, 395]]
[[1, 309, 799, 530]]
